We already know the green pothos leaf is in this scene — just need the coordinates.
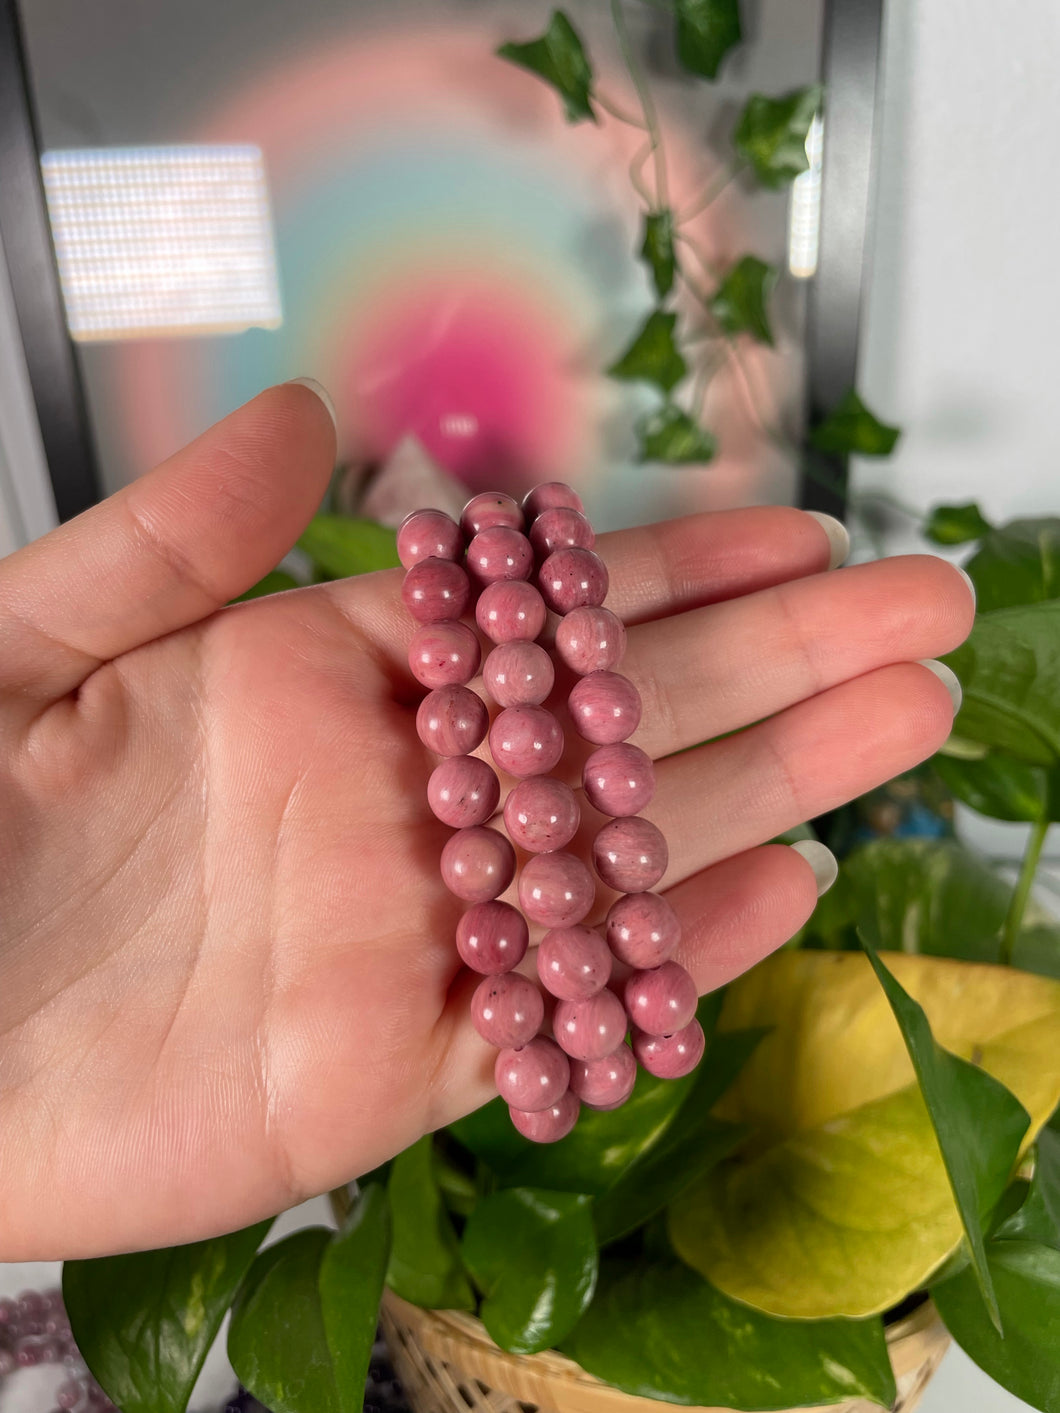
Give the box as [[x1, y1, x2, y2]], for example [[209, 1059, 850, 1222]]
[[497, 11, 596, 123], [635, 405, 716, 465]]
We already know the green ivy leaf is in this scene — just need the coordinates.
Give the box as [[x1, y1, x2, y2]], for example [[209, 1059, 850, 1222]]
[[497, 11, 596, 124], [639, 210, 676, 298], [233, 569, 301, 602], [673, 0, 742, 80], [809, 389, 901, 457], [934, 752, 1058, 824], [636, 405, 716, 465], [386, 1137, 474, 1310], [733, 84, 822, 188], [995, 1125, 1060, 1249], [63, 1222, 271, 1413], [708, 255, 778, 344], [607, 311, 687, 393], [923, 502, 993, 547], [963, 518, 1060, 613], [297, 515, 399, 579]]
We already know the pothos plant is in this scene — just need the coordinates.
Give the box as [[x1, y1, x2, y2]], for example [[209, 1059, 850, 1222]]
[[58, 6, 1060, 1413]]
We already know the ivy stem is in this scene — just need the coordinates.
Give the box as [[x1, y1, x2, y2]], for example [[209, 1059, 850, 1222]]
[[610, 0, 669, 209], [1000, 816, 1050, 966], [678, 162, 746, 222], [595, 88, 650, 129]]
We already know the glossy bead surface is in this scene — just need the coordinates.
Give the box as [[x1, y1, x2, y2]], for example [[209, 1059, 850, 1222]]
[[537, 925, 612, 1000], [554, 606, 627, 676], [529, 507, 595, 556], [538, 546, 609, 614], [397, 509, 463, 568], [518, 851, 595, 928], [583, 743, 655, 816], [569, 671, 642, 745], [488, 705, 564, 778], [427, 756, 500, 828], [456, 900, 529, 973], [593, 816, 668, 892], [632, 1019, 706, 1079], [606, 891, 681, 969], [495, 1037, 570, 1111], [624, 961, 698, 1035], [483, 642, 554, 707], [416, 685, 488, 756], [461, 492, 523, 537], [471, 972, 544, 1047], [522, 481, 584, 519], [467, 526, 534, 583], [569, 1043, 637, 1111], [401, 556, 470, 623], [476, 580, 547, 644], [503, 777, 580, 853], [554, 989, 628, 1062], [509, 1090, 580, 1142], [441, 828, 515, 903], [408, 621, 481, 690]]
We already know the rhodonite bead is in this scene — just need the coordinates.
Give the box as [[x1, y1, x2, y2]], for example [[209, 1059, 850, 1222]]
[[606, 891, 681, 969], [397, 509, 463, 568], [568, 671, 642, 745], [495, 1037, 570, 1111], [488, 705, 564, 778], [483, 642, 555, 707], [503, 777, 580, 852], [456, 901, 528, 973], [624, 961, 698, 1036], [408, 621, 481, 690], [537, 925, 612, 1000], [467, 526, 534, 583], [461, 492, 523, 537], [402, 556, 470, 623], [416, 685, 488, 756], [593, 816, 668, 892], [471, 972, 544, 1047], [476, 579, 548, 644], [554, 989, 628, 1062], [538, 547, 609, 613], [509, 1090, 580, 1142], [529, 507, 595, 557], [427, 756, 500, 828], [632, 1019, 706, 1079], [522, 481, 584, 519], [441, 827, 516, 903], [554, 606, 627, 675], [518, 851, 595, 927], [582, 742, 655, 816], [569, 1043, 637, 1110]]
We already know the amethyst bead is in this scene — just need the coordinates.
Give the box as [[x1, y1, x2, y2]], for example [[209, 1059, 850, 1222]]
[[483, 642, 555, 707], [593, 816, 668, 892], [427, 756, 500, 828], [606, 891, 681, 969], [529, 507, 595, 557], [461, 492, 523, 537], [416, 685, 488, 756], [554, 989, 628, 1062], [537, 925, 612, 1000], [554, 606, 627, 676], [476, 579, 548, 644], [402, 556, 470, 623], [583, 742, 655, 816], [624, 961, 698, 1036], [408, 621, 481, 690], [488, 705, 564, 778], [397, 509, 463, 568], [522, 481, 584, 519], [632, 1019, 706, 1078], [538, 546, 609, 614], [509, 1091, 580, 1143], [456, 900, 528, 972], [503, 777, 580, 853], [569, 1043, 637, 1111], [495, 1037, 570, 1111], [568, 671, 642, 745], [441, 828, 516, 903], [518, 851, 595, 928], [467, 526, 534, 583], [471, 972, 544, 1047]]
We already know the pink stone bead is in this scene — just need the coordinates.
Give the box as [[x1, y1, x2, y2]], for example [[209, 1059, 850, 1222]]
[[554, 989, 628, 1062], [456, 900, 529, 972], [488, 705, 564, 778], [518, 851, 595, 927], [538, 547, 609, 614], [402, 556, 470, 623], [461, 492, 523, 537], [632, 1019, 706, 1079], [441, 828, 516, 903], [471, 972, 544, 1047], [593, 816, 668, 892], [476, 579, 548, 644], [583, 743, 655, 816], [554, 606, 627, 675], [624, 961, 698, 1036], [483, 642, 555, 707], [467, 527, 534, 584], [569, 1043, 637, 1110], [522, 481, 585, 519], [606, 891, 681, 969], [529, 507, 595, 557], [495, 1037, 570, 1111], [397, 509, 463, 568], [568, 671, 642, 746], [408, 621, 481, 690], [537, 925, 612, 1000], [427, 756, 500, 828], [509, 1090, 580, 1143], [416, 685, 488, 756], [503, 777, 580, 854]]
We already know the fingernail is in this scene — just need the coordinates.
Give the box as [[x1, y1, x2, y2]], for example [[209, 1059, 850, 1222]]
[[287, 377, 338, 432], [805, 510, 851, 570], [789, 839, 839, 897], [917, 658, 963, 714], [955, 564, 977, 611]]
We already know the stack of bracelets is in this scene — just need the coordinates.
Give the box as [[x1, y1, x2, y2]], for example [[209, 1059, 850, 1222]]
[[399, 483, 703, 1144]]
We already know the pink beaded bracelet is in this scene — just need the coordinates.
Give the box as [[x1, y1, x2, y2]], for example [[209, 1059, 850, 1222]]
[[399, 483, 704, 1144]]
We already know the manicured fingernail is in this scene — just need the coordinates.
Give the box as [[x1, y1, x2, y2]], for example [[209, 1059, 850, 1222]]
[[917, 658, 963, 714], [805, 511, 850, 570], [288, 377, 338, 432], [790, 839, 839, 897], [955, 564, 977, 610]]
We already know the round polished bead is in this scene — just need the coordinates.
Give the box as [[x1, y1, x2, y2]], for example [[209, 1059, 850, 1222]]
[[624, 961, 698, 1036], [583, 743, 655, 816], [518, 851, 595, 928], [522, 481, 584, 519], [606, 891, 681, 969], [529, 507, 595, 557], [632, 1019, 706, 1079], [537, 925, 612, 1000], [503, 777, 580, 853], [408, 621, 481, 690], [456, 900, 528, 972], [476, 579, 548, 644], [427, 756, 500, 828], [483, 642, 555, 707], [554, 989, 628, 1062], [495, 1036, 570, 1111], [461, 492, 523, 537], [416, 685, 488, 756], [397, 509, 463, 568], [509, 1090, 580, 1143], [538, 547, 609, 614], [441, 828, 516, 903], [402, 556, 470, 623], [593, 816, 668, 892], [569, 672, 642, 745], [569, 1043, 637, 1111], [467, 526, 534, 584], [554, 606, 627, 676], [488, 705, 564, 778], [471, 972, 544, 1047]]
